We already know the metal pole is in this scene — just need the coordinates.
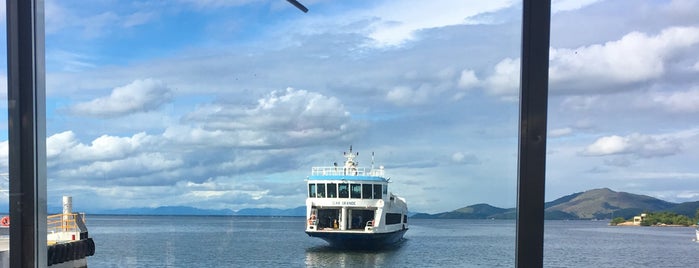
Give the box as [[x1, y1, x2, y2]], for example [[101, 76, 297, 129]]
[[516, 0, 550, 267], [7, 0, 47, 267]]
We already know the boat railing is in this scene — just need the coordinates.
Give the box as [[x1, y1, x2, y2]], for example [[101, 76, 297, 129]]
[[47, 213, 87, 234], [311, 167, 385, 177]]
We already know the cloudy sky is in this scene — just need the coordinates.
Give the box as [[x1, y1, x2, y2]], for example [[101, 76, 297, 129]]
[[1, 0, 698, 214]]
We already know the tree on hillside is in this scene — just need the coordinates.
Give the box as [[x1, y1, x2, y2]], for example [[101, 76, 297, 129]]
[[610, 217, 626, 226], [642, 212, 693, 226]]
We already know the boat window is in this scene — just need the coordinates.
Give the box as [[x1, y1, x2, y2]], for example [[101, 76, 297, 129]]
[[362, 184, 373, 199], [338, 183, 349, 198], [373, 184, 382, 199], [386, 213, 402, 225], [317, 183, 326, 198], [308, 184, 316, 198], [383, 185, 388, 195], [327, 183, 337, 198], [350, 184, 361, 198]]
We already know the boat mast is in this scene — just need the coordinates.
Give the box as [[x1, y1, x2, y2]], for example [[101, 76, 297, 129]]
[[343, 146, 358, 175]]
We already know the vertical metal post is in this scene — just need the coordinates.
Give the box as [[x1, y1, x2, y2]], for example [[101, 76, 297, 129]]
[[6, 0, 47, 267], [516, 0, 550, 267]]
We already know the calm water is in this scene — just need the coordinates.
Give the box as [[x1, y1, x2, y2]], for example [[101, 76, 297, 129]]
[[86, 215, 699, 267]]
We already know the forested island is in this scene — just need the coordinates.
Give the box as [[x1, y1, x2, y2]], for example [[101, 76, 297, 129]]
[[610, 210, 699, 226]]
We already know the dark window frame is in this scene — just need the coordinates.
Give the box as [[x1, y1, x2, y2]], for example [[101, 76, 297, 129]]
[[7, 1, 550, 266]]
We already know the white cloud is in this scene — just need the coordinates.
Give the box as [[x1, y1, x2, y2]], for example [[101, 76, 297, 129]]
[[485, 27, 699, 98], [649, 88, 699, 113], [457, 69, 479, 89], [450, 152, 479, 164], [0, 75, 7, 100], [552, 0, 603, 13], [47, 50, 96, 72], [677, 191, 699, 199], [45, 0, 68, 34], [484, 57, 520, 98], [583, 133, 681, 158], [584, 135, 628, 155], [162, 125, 266, 148], [0, 141, 7, 171], [47, 131, 157, 165], [46, 131, 79, 159], [177, 0, 258, 9], [45, 2, 163, 38], [56, 153, 183, 182], [550, 26, 699, 92], [452, 152, 465, 162], [386, 86, 428, 106], [560, 96, 600, 111], [549, 127, 573, 137], [483, 26, 699, 98], [69, 79, 173, 117], [82, 12, 121, 38], [179, 87, 354, 147], [122, 11, 157, 28], [360, 0, 514, 47], [44, 131, 181, 185]]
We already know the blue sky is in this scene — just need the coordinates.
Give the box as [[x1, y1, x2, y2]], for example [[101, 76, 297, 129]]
[[1, 0, 699, 214]]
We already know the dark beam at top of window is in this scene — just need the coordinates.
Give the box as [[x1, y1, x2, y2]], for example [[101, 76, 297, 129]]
[[287, 0, 309, 13]]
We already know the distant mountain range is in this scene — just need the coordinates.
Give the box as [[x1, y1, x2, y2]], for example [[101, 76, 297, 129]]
[[75, 206, 307, 217], [412, 188, 699, 220], [68, 188, 699, 219]]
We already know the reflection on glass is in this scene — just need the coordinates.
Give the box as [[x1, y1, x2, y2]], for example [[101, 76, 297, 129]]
[[309, 184, 316, 198], [339, 184, 349, 198], [327, 183, 337, 198]]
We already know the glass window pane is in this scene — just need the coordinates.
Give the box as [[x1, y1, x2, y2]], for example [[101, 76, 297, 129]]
[[317, 183, 326, 198], [25, 0, 542, 266], [338, 183, 349, 198], [350, 184, 361, 199], [362, 184, 372, 199], [373, 185, 383, 199], [327, 183, 337, 198], [308, 184, 316, 198]]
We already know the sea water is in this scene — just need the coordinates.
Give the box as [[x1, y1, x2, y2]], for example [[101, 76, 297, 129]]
[[86, 215, 699, 267]]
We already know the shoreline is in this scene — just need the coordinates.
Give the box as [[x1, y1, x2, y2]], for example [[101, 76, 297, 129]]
[[612, 221, 698, 227]]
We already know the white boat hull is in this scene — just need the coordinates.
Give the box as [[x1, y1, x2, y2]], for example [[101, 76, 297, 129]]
[[306, 228, 408, 249]]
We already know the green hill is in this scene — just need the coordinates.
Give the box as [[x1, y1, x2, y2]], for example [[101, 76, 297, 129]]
[[414, 203, 508, 219], [545, 188, 674, 219], [666, 201, 699, 217], [412, 188, 698, 220]]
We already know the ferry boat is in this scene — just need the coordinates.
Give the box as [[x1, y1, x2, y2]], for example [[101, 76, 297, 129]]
[[305, 147, 408, 248]]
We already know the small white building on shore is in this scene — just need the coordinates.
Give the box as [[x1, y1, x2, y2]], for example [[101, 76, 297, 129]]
[[632, 213, 647, 225]]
